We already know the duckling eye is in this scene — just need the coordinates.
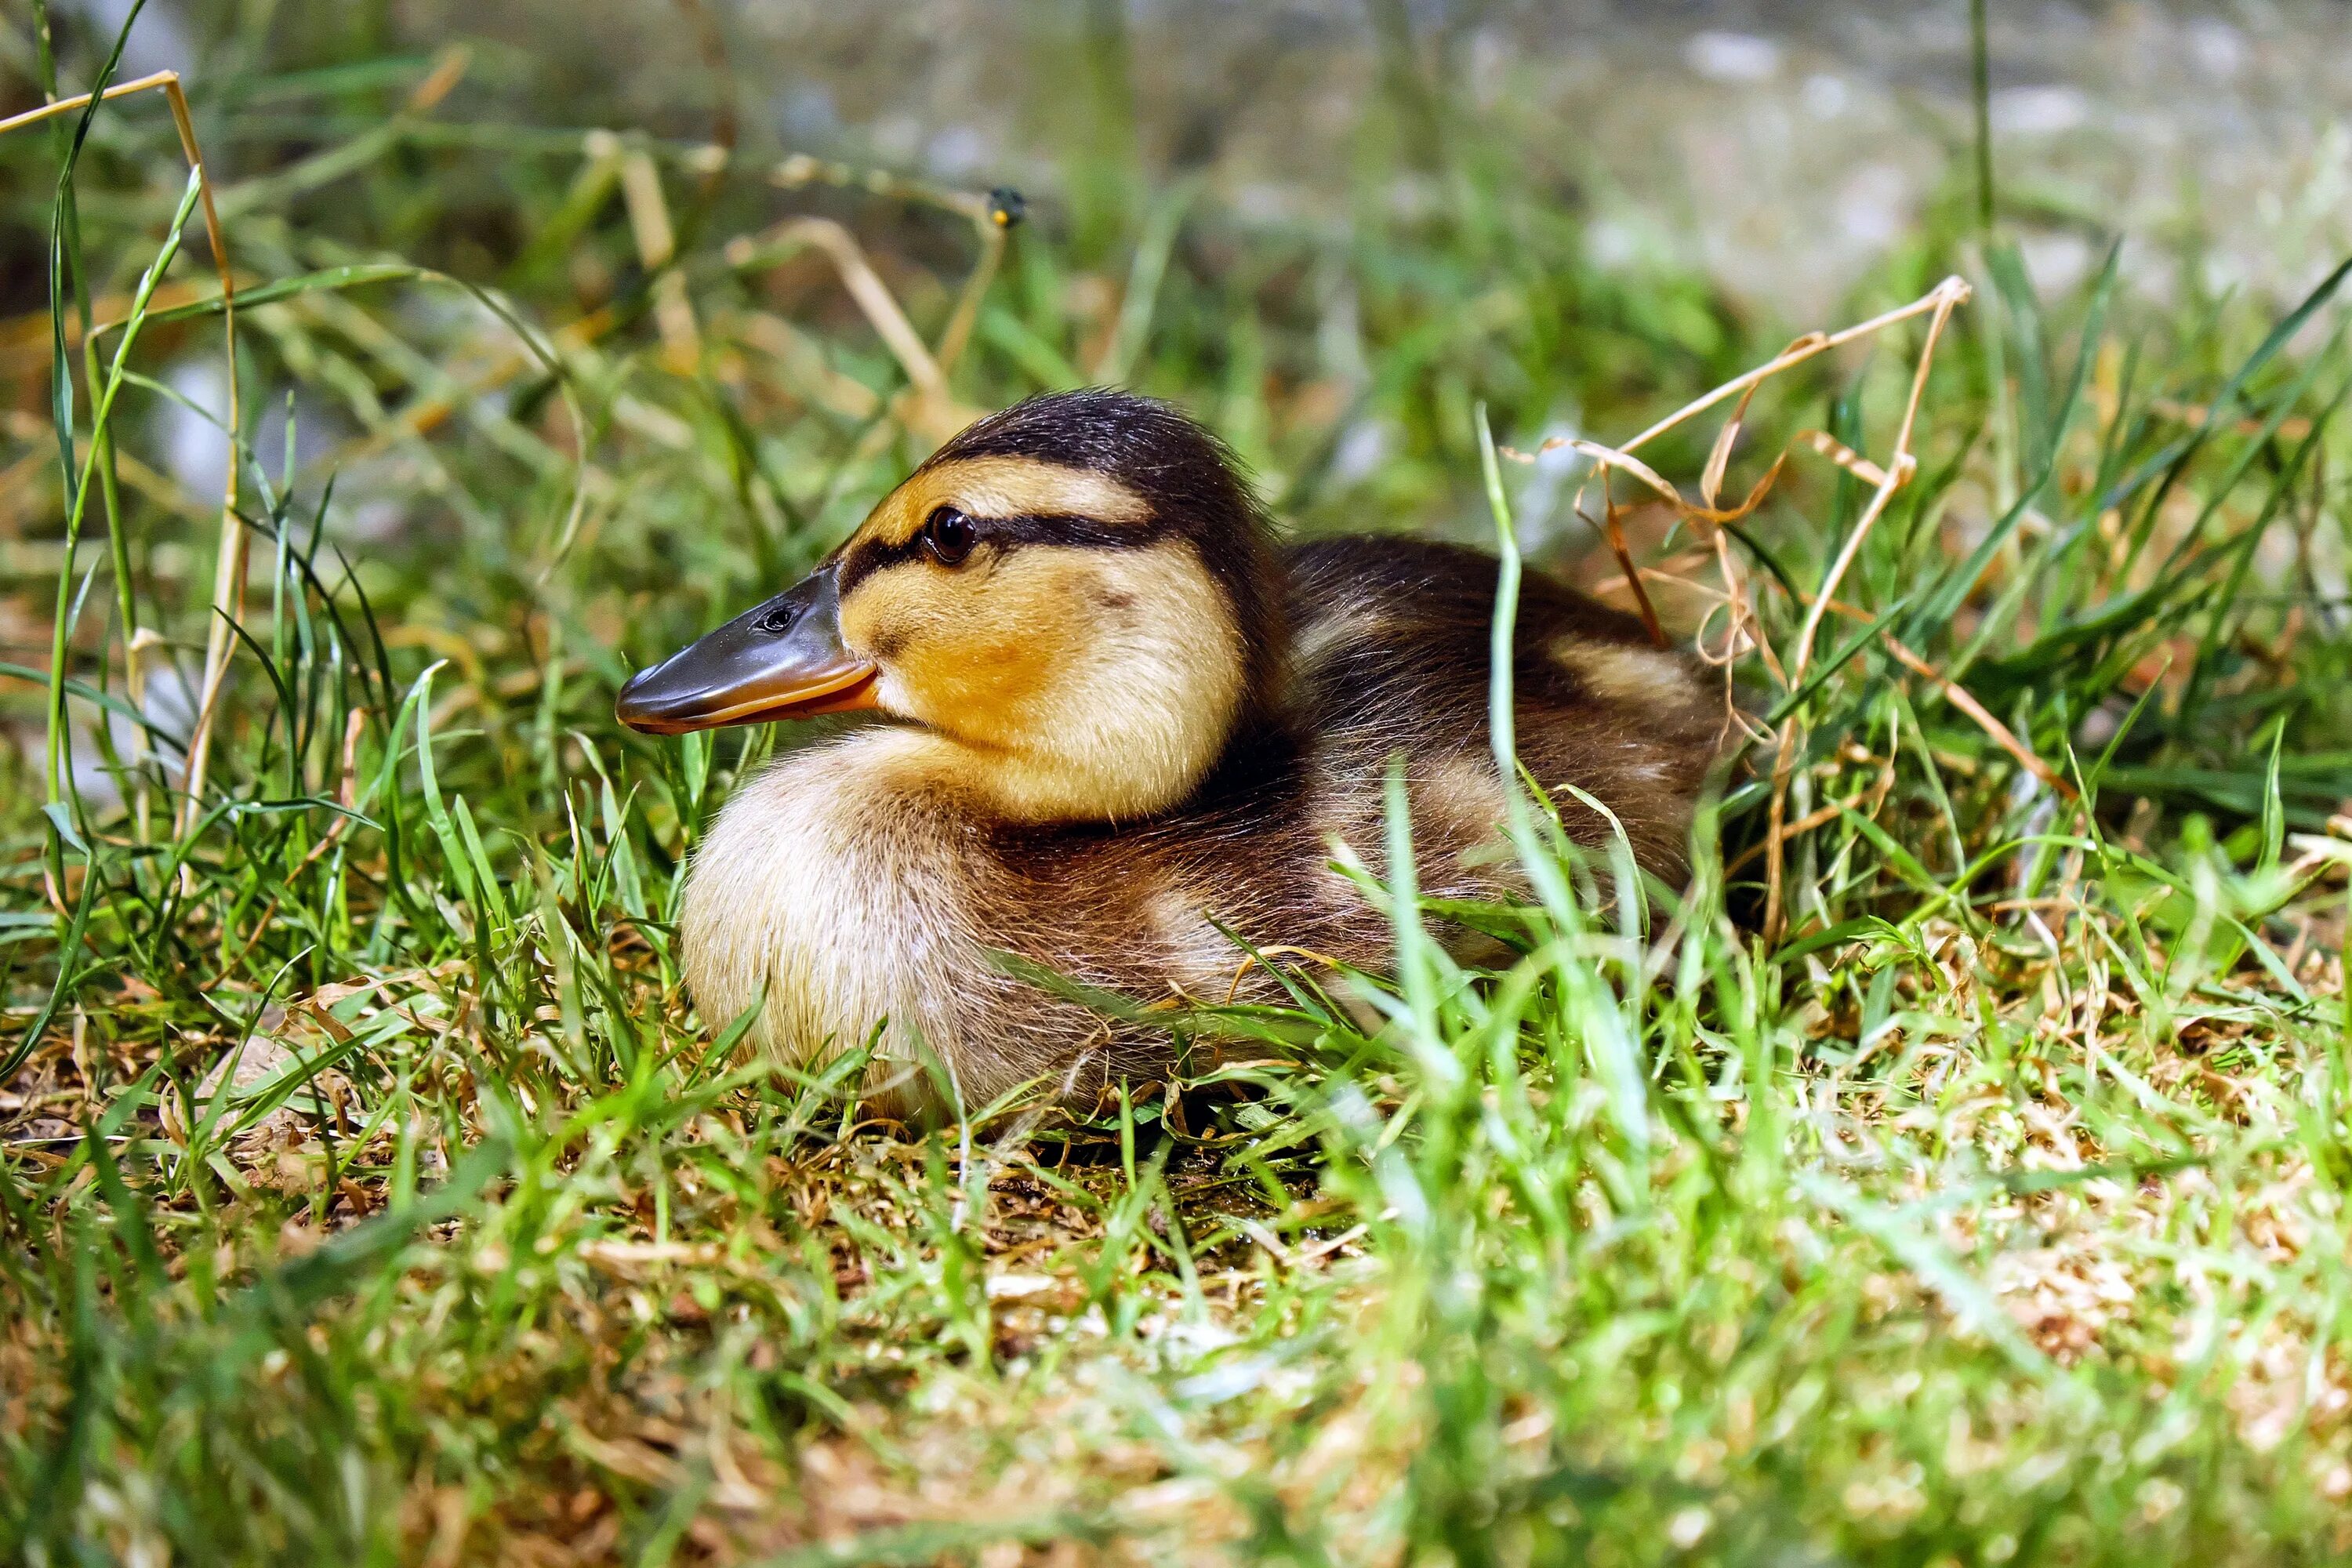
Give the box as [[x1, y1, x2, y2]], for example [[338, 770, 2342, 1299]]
[[921, 506, 977, 567]]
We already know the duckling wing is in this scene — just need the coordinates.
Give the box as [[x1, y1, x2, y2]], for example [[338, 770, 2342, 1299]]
[[938, 539, 1724, 1101], [1281, 535, 1721, 880]]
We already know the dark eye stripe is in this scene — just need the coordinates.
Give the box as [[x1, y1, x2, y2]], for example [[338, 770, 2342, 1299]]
[[837, 513, 1167, 596]]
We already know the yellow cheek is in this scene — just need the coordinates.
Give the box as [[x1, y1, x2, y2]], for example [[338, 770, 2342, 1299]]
[[843, 555, 1101, 737]]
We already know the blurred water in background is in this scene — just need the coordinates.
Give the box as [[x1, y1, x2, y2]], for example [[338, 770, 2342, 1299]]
[[370, 0, 2352, 328]]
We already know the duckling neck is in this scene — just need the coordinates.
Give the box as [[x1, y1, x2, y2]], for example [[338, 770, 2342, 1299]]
[[892, 721, 1222, 826], [918, 658, 1254, 826]]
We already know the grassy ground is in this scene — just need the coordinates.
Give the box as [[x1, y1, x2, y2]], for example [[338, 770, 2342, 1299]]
[[5, 5, 2352, 1563]]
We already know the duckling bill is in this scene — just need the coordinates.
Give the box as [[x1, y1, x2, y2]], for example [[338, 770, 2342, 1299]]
[[619, 390, 1719, 1114]]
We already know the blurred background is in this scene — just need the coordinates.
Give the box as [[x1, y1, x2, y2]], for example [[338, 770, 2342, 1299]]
[[28, 0, 2352, 315], [379, 0, 2352, 320], [3, 0, 2349, 813]]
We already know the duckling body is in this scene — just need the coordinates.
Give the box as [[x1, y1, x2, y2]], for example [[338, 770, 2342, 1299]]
[[621, 392, 1718, 1112]]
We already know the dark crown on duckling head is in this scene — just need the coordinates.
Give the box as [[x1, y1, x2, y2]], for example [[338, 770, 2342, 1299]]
[[917, 389, 1287, 706]]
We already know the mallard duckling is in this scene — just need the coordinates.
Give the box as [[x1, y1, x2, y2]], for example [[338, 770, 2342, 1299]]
[[618, 390, 1716, 1112]]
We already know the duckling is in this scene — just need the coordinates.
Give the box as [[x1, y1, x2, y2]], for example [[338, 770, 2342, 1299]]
[[618, 390, 1718, 1113]]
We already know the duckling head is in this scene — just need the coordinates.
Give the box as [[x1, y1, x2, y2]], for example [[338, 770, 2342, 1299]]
[[617, 389, 1283, 822]]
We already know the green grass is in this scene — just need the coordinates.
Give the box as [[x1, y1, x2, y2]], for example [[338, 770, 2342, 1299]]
[[5, 5, 2352, 1564]]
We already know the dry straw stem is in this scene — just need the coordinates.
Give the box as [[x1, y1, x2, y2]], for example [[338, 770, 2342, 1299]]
[[1781, 585, 2072, 799], [720, 202, 1006, 447], [1501, 276, 1970, 619], [1767, 281, 1969, 940], [727, 219, 949, 407], [760, 151, 1018, 406], [604, 132, 704, 368], [1788, 281, 1968, 680], [1876, 623, 2071, 797], [0, 278, 214, 380], [321, 143, 1009, 485], [303, 145, 1006, 487], [1504, 274, 1974, 942], [0, 70, 240, 836]]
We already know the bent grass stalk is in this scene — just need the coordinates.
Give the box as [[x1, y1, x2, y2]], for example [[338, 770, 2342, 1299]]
[[1503, 274, 1976, 939], [0, 67, 241, 836], [42, 169, 201, 807]]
